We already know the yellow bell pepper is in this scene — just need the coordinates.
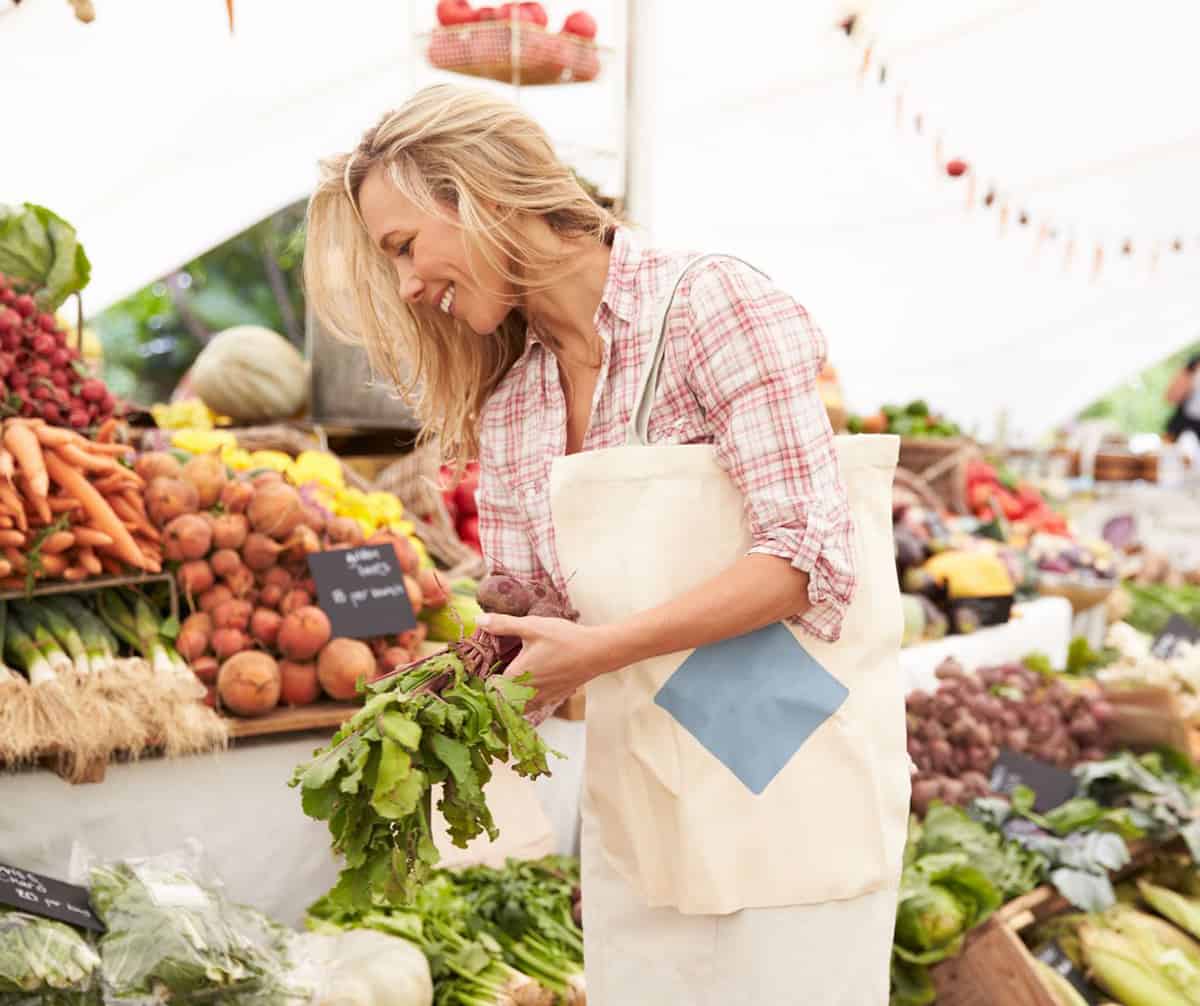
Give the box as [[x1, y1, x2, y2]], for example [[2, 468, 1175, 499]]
[[923, 551, 1014, 598], [288, 450, 345, 491], [247, 450, 294, 473], [220, 447, 256, 472], [171, 429, 238, 454]]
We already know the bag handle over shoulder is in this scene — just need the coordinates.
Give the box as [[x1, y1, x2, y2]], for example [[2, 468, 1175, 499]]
[[625, 253, 769, 446]]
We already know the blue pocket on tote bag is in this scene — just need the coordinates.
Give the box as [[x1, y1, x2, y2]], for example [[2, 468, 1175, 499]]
[[653, 622, 849, 795]]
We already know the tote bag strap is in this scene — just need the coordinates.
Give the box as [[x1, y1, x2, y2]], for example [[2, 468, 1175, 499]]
[[625, 253, 770, 446]]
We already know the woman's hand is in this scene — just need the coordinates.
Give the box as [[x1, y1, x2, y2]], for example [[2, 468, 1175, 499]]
[[477, 612, 614, 718]]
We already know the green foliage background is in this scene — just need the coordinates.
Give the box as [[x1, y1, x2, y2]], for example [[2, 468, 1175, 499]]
[[93, 200, 307, 407]]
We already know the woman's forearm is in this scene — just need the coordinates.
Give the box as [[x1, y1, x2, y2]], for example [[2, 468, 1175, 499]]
[[595, 553, 812, 671]]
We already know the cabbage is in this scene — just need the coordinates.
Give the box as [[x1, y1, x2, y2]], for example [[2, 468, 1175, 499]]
[[0, 203, 91, 310]]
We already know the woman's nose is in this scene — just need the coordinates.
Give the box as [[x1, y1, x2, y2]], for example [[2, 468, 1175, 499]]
[[398, 269, 425, 305]]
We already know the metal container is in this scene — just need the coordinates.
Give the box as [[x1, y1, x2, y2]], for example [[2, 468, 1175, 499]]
[[305, 308, 420, 432]]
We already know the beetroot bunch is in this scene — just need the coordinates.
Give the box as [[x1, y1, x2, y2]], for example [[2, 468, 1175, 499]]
[[0, 270, 119, 428]]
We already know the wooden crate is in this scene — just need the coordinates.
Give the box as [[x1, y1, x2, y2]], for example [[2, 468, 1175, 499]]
[[933, 841, 1160, 1005], [931, 888, 1062, 1006], [1101, 684, 1200, 760]]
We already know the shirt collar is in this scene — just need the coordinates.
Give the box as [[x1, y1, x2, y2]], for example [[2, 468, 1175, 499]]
[[524, 225, 639, 350], [597, 224, 638, 327]]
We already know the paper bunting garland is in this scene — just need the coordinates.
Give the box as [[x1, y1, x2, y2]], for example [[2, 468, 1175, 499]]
[[838, 13, 1198, 281]]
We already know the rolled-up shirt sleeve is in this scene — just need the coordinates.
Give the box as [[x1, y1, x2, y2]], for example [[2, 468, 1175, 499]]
[[683, 259, 856, 642]]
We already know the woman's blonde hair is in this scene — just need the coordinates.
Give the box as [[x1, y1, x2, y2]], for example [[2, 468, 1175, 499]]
[[304, 83, 615, 461]]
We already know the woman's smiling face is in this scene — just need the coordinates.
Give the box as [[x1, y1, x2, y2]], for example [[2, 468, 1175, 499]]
[[357, 163, 516, 336]]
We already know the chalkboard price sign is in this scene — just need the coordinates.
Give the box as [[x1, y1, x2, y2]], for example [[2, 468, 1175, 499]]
[[307, 545, 418, 640], [989, 749, 1077, 813], [0, 862, 104, 932]]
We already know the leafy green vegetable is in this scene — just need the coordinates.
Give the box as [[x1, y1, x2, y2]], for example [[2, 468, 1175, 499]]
[[0, 203, 91, 311], [291, 648, 558, 913], [916, 803, 1043, 900], [0, 908, 100, 1003], [88, 857, 293, 1004], [1123, 582, 1200, 638]]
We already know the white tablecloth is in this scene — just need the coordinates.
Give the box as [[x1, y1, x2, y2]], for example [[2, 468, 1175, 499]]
[[899, 596, 1074, 695], [0, 719, 589, 928]]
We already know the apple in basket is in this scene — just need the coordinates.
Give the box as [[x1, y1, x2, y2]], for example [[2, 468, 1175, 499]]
[[561, 10, 597, 40], [436, 0, 478, 26]]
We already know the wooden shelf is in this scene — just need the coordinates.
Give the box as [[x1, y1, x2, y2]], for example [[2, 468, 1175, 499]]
[[225, 701, 359, 740]]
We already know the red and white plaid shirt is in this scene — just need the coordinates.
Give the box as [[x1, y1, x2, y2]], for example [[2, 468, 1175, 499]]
[[477, 226, 856, 642]]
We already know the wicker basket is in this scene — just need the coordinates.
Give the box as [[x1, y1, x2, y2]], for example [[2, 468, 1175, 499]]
[[898, 437, 980, 514], [893, 466, 946, 512], [423, 22, 602, 85], [374, 441, 486, 581]]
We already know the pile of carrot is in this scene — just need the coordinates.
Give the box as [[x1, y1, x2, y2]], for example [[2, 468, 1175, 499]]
[[0, 417, 160, 588]]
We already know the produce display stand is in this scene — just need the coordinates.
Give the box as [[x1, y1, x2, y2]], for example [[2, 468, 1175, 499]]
[[900, 595, 1074, 695], [224, 701, 359, 740], [931, 842, 1161, 1006], [0, 571, 179, 620], [1101, 684, 1200, 763]]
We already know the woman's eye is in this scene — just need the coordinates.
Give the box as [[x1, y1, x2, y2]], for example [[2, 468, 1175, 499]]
[[395, 240, 412, 258]]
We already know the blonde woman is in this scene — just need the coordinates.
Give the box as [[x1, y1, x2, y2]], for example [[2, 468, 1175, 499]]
[[305, 84, 908, 1005]]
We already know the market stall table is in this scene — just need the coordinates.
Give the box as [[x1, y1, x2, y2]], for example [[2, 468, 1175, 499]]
[[0, 718, 587, 928], [900, 596, 1073, 695]]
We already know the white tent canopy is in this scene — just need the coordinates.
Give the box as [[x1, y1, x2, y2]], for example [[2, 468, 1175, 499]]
[[4, 0, 1199, 439]]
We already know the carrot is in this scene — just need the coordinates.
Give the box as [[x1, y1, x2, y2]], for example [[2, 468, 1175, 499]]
[[16, 474, 51, 525], [0, 485, 26, 532], [30, 424, 79, 449], [95, 417, 119, 444], [47, 496, 82, 514], [100, 556, 124, 577], [0, 576, 24, 590], [42, 451, 150, 570], [0, 559, 11, 578], [109, 496, 158, 540], [55, 442, 117, 474], [0, 530, 25, 547], [0, 447, 13, 482], [4, 422, 48, 499], [3, 547, 25, 573], [78, 548, 102, 575], [40, 531, 75, 554], [86, 442, 135, 457], [0, 516, 11, 529], [93, 474, 139, 497], [72, 527, 114, 548], [37, 553, 66, 577], [60, 566, 88, 583]]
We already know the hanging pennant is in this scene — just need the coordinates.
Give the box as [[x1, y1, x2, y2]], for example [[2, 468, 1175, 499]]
[[226, 0, 234, 32], [1092, 244, 1104, 282], [1064, 237, 1076, 271]]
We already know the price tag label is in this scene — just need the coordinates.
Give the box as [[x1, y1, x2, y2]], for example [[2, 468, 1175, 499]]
[[989, 749, 1078, 813], [308, 544, 418, 640], [0, 862, 104, 932], [1151, 613, 1200, 660]]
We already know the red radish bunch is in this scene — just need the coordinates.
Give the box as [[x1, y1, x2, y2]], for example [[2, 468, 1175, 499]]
[[0, 270, 122, 429]]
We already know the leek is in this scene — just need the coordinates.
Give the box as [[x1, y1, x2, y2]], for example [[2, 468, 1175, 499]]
[[9, 605, 69, 679], [4, 611, 55, 686], [35, 600, 91, 676]]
